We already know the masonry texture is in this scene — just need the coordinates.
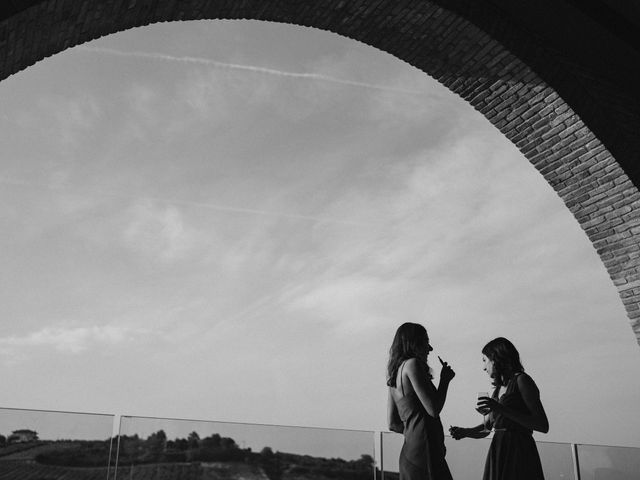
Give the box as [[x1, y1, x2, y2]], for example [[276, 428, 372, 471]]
[[1, 0, 639, 346]]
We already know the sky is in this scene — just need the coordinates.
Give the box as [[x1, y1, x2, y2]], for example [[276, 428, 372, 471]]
[[0, 19, 639, 450]]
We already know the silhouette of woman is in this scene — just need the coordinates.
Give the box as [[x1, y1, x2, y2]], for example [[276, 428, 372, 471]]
[[449, 337, 549, 480], [387, 322, 455, 480]]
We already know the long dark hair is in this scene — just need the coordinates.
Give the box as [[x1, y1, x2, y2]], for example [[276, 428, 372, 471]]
[[386, 322, 431, 387], [482, 337, 524, 387]]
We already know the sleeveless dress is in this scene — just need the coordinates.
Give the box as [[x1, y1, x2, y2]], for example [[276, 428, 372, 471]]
[[395, 362, 453, 480], [483, 372, 545, 480]]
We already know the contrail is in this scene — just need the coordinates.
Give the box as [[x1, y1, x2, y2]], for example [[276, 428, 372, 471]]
[[79, 46, 436, 98], [0, 176, 372, 227], [146, 195, 370, 226]]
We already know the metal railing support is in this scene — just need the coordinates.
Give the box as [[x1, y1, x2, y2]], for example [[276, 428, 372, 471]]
[[111, 415, 123, 480], [571, 443, 581, 480], [380, 432, 384, 480]]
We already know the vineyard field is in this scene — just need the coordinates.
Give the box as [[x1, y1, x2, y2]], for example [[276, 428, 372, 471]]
[[0, 459, 108, 480], [115, 461, 269, 480]]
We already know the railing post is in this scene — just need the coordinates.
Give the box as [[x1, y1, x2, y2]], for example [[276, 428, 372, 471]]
[[112, 415, 123, 480], [571, 443, 581, 480], [106, 418, 114, 480], [379, 432, 384, 480]]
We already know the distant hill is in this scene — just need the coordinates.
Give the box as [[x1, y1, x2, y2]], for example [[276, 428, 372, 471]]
[[0, 431, 374, 480]]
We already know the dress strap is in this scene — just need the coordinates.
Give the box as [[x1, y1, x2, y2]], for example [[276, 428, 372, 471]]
[[491, 385, 500, 399], [398, 361, 406, 396], [504, 372, 523, 394]]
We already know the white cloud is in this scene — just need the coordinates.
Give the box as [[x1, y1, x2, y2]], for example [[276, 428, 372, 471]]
[[33, 94, 102, 149], [367, 74, 454, 125], [122, 199, 202, 262], [0, 324, 148, 355], [178, 69, 231, 120], [121, 83, 165, 139], [284, 275, 396, 333]]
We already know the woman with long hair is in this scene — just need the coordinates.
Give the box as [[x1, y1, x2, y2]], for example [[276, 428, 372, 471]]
[[449, 337, 549, 480], [387, 322, 455, 480]]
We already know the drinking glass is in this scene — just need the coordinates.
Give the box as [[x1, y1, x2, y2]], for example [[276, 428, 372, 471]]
[[477, 391, 489, 432]]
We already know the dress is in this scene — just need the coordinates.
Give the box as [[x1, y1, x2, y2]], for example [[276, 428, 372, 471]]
[[395, 362, 453, 480], [483, 372, 545, 480]]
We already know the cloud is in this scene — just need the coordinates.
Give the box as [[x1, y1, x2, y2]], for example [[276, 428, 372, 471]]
[[82, 45, 438, 128], [177, 70, 231, 120], [122, 199, 202, 262], [367, 73, 456, 125], [118, 83, 168, 139], [15, 93, 102, 150], [0, 325, 149, 356], [275, 124, 593, 336], [283, 274, 401, 334], [116, 194, 368, 267]]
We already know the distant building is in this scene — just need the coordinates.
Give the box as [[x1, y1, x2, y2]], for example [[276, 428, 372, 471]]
[[8, 429, 38, 443]]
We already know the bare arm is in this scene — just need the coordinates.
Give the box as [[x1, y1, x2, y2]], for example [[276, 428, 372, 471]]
[[449, 424, 491, 440], [436, 356, 455, 413], [405, 359, 441, 417], [387, 388, 404, 433], [478, 374, 549, 433]]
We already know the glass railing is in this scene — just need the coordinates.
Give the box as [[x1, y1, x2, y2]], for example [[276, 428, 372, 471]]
[[380, 432, 497, 480], [575, 443, 640, 480], [536, 440, 576, 479], [380, 430, 640, 480], [0, 407, 116, 479], [2, 407, 639, 480], [115, 415, 376, 480]]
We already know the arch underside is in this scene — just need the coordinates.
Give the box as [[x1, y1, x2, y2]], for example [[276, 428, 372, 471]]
[[1, 0, 639, 346]]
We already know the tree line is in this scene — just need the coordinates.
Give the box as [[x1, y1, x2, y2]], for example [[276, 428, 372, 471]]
[[33, 430, 374, 480]]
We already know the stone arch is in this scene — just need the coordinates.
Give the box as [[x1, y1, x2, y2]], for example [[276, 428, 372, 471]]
[[1, 0, 639, 345]]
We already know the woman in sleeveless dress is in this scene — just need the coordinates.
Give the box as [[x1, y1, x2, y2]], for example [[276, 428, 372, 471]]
[[449, 337, 549, 480], [387, 322, 456, 480]]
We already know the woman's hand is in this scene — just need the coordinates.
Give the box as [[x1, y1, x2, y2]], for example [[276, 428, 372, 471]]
[[476, 396, 501, 415], [438, 356, 455, 383], [389, 422, 404, 434], [449, 424, 491, 440], [448, 426, 467, 440]]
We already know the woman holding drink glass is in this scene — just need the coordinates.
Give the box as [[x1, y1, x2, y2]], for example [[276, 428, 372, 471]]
[[387, 323, 456, 480], [449, 337, 549, 480]]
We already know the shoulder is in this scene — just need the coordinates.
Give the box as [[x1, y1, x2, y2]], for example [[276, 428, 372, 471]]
[[404, 357, 422, 370], [404, 358, 428, 376], [515, 373, 540, 394]]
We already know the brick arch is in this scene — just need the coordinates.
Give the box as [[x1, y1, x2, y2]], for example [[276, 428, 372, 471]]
[[1, 0, 639, 346]]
